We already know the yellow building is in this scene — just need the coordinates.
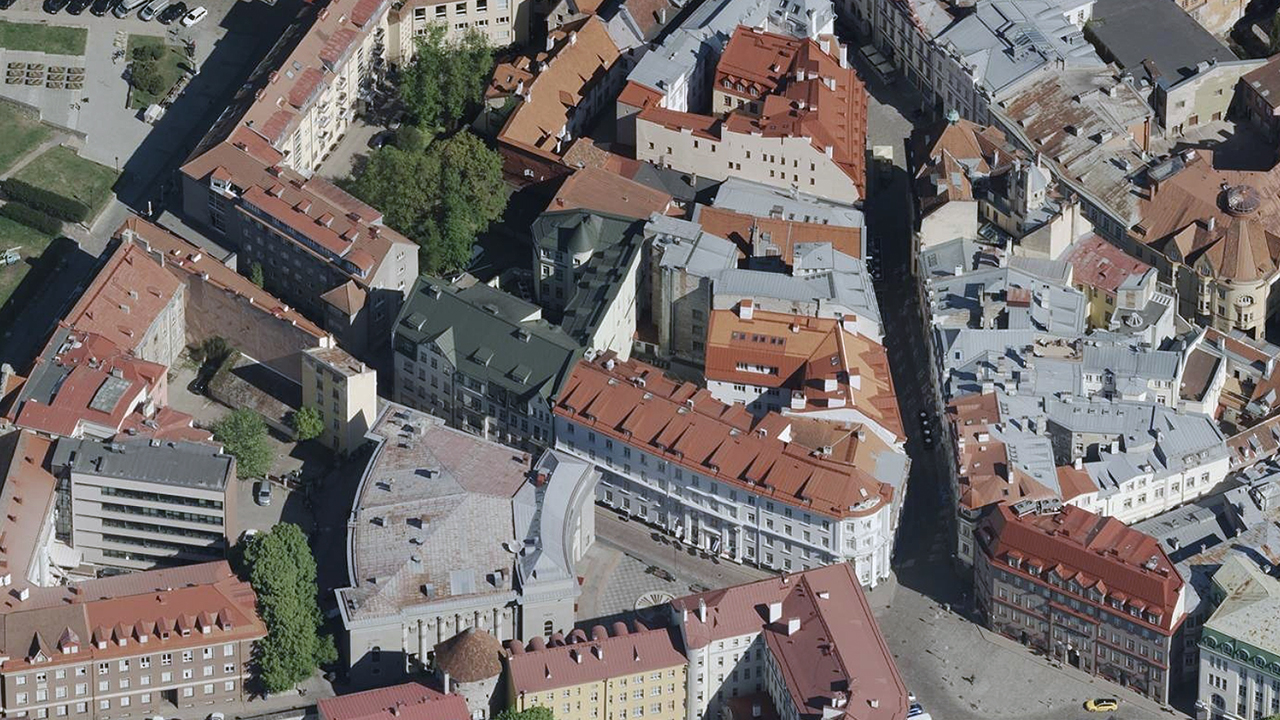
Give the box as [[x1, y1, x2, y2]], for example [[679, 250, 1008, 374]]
[[1063, 235, 1154, 330], [507, 624, 687, 720], [301, 346, 378, 455]]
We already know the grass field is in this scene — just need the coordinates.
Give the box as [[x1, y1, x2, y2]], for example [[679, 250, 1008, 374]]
[[0, 216, 55, 311], [127, 35, 187, 109], [0, 20, 87, 56], [14, 145, 119, 218], [0, 103, 52, 175]]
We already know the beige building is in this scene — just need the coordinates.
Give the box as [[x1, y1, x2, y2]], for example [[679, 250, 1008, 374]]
[[302, 347, 377, 456], [634, 28, 866, 206], [1154, 59, 1265, 136], [505, 622, 687, 720], [60, 243, 185, 370], [0, 562, 265, 720], [388, 0, 528, 57]]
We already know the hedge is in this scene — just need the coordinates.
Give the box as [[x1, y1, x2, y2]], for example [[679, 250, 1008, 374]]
[[0, 202, 63, 235], [0, 178, 88, 223]]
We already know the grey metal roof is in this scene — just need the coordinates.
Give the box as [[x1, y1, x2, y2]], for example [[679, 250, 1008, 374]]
[[647, 214, 738, 277], [395, 278, 583, 404], [714, 251, 882, 327], [712, 177, 864, 228], [936, 0, 1102, 96], [51, 437, 233, 492], [1088, 0, 1234, 88], [1082, 344, 1180, 380]]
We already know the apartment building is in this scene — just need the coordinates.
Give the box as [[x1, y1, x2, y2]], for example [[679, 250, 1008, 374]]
[[635, 28, 867, 205], [1237, 57, 1280, 146], [337, 405, 596, 686], [975, 504, 1186, 703], [553, 353, 906, 586], [486, 17, 621, 173], [1063, 236, 1156, 329], [531, 209, 644, 360], [118, 217, 332, 385], [643, 214, 738, 364], [182, 135, 417, 359], [61, 243, 185, 370], [10, 329, 185, 442], [301, 346, 377, 456], [389, 0, 528, 54], [702, 303, 899, 434], [0, 562, 265, 720], [392, 276, 581, 451], [50, 437, 236, 573], [1128, 150, 1280, 341], [671, 563, 908, 720], [506, 623, 687, 720], [0, 430, 65, 588], [1197, 555, 1280, 720]]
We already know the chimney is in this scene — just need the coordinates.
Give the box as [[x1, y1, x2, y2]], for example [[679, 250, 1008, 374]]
[[738, 299, 754, 320], [786, 617, 801, 635], [767, 601, 782, 623], [752, 703, 762, 718], [697, 598, 707, 622], [1208, 216, 1216, 232], [443, 671, 450, 691]]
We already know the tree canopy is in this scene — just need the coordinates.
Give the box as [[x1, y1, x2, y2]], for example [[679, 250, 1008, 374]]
[[399, 25, 492, 132], [243, 524, 336, 693], [289, 405, 323, 442], [212, 408, 272, 479], [346, 130, 507, 274], [494, 707, 555, 720]]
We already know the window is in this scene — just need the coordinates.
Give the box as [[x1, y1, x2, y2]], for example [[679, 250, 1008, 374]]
[[161, 654, 172, 667]]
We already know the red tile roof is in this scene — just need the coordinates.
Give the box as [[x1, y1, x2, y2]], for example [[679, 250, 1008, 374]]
[[547, 167, 674, 219], [674, 564, 908, 720], [0, 431, 58, 590], [496, 17, 621, 160], [62, 243, 181, 358], [14, 331, 167, 438], [0, 562, 266, 672], [116, 217, 327, 340], [507, 623, 686, 694], [694, 205, 862, 263], [978, 505, 1184, 632], [717, 29, 867, 196], [1065, 235, 1152, 295], [703, 306, 902, 440], [554, 353, 895, 518], [319, 684, 468, 720]]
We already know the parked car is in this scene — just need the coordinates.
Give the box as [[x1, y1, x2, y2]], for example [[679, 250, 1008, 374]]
[[138, 0, 167, 20], [66, 0, 92, 12], [0, 0, 18, 10], [921, 427, 934, 447], [90, 0, 116, 14], [179, 4, 205, 25], [113, 0, 147, 17], [158, 1, 185, 23], [43, 0, 71, 14], [367, 129, 395, 150], [1084, 698, 1119, 713], [254, 481, 272, 506]]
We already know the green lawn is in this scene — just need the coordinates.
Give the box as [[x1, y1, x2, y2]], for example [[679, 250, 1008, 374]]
[[0, 20, 87, 56], [127, 35, 187, 109], [0, 216, 55, 311], [0, 103, 52, 175], [14, 145, 119, 218]]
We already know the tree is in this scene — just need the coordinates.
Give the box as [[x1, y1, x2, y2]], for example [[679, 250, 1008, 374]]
[[213, 409, 272, 479], [242, 524, 336, 693], [249, 262, 264, 288], [346, 130, 507, 274], [289, 405, 323, 442], [194, 336, 232, 368], [493, 708, 554, 720], [399, 25, 492, 132], [130, 60, 166, 96]]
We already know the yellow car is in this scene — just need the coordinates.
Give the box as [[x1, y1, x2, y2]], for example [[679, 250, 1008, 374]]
[[1084, 698, 1119, 712]]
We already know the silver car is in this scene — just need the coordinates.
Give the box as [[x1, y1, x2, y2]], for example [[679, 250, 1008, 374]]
[[138, 0, 167, 20]]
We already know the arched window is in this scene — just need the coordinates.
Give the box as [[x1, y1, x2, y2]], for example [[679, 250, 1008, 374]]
[[544, 620, 554, 636]]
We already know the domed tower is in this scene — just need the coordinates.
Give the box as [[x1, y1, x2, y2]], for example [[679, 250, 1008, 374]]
[[434, 627, 504, 719]]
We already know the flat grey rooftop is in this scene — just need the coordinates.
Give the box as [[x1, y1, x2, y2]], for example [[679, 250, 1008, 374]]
[[52, 437, 233, 492]]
